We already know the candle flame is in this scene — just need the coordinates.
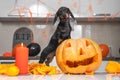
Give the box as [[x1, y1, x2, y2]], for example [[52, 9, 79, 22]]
[[21, 43, 24, 47]]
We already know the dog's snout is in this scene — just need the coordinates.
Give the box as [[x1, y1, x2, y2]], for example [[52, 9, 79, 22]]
[[59, 13, 69, 20]]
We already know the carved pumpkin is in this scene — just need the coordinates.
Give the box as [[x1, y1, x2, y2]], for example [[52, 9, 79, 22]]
[[56, 38, 102, 74]]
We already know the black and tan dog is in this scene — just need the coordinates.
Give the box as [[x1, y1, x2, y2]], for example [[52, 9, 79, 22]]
[[39, 7, 75, 66]]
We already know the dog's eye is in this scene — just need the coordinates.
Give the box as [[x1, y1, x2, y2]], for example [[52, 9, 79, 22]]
[[60, 16, 64, 19]]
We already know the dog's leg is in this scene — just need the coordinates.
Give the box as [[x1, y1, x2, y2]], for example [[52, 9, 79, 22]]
[[45, 51, 55, 66], [39, 45, 56, 63], [39, 37, 58, 64]]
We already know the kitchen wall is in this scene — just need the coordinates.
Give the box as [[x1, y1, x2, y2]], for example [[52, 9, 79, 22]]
[[0, 0, 120, 58], [81, 22, 120, 57], [0, 21, 120, 58], [0, 22, 54, 55]]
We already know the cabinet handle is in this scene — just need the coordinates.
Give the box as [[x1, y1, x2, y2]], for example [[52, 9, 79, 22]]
[[93, 13, 111, 16]]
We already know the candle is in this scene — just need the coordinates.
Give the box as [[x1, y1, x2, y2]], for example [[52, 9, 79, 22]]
[[12, 43, 26, 57], [15, 43, 29, 74]]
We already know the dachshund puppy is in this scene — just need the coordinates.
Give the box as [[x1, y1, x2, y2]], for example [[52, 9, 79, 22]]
[[39, 7, 75, 66]]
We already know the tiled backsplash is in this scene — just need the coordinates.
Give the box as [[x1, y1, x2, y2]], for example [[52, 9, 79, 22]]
[[0, 21, 120, 58]]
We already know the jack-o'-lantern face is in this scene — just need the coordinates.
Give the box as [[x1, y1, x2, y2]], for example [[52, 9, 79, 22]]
[[56, 38, 102, 74]]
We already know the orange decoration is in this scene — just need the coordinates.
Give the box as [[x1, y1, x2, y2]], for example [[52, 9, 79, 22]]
[[57, 0, 62, 5], [12, 43, 26, 57], [7, 65, 20, 76], [73, 1, 78, 8], [88, 4, 93, 12], [42, 30, 47, 41], [106, 61, 120, 74], [46, 13, 51, 17], [56, 38, 102, 74], [0, 64, 8, 75], [18, 6, 33, 24], [111, 11, 120, 19], [99, 44, 109, 58], [2, 52, 12, 57], [15, 43, 29, 74], [28, 62, 60, 75], [98, 0, 103, 4], [0, 64, 19, 76]]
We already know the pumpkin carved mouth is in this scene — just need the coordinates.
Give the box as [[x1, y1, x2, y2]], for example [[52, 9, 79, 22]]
[[66, 57, 94, 67]]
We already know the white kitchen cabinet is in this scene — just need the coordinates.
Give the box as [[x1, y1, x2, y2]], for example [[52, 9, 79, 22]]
[[79, 0, 120, 17], [0, 0, 120, 17]]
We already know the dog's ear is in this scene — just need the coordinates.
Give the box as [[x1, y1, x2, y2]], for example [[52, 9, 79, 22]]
[[53, 11, 58, 25], [68, 8, 75, 21]]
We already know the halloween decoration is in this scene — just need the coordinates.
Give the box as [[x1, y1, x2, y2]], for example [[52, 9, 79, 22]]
[[2, 52, 12, 57], [27, 43, 41, 56], [28, 62, 60, 75], [106, 61, 120, 73], [39, 7, 75, 65], [12, 43, 26, 57], [56, 38, 102, 74], [13, 27, 34, 48], [99, 44, 109, 58], [0, 64, 19, 76], [6, 64, 20, 76]]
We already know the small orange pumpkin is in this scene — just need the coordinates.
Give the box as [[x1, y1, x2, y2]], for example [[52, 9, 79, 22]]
[[3, 52, 12, 57], [56, 38, 102, 74], [99, 44, 109, 58]]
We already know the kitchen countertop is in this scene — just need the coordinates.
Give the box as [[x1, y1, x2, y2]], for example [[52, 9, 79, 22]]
[[0, 56, 119, 61], [0, 57, 120, 80], [0, 73, 120, 80]]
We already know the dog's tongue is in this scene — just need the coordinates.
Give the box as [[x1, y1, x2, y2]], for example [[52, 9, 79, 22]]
[[66, 13, 69, 19]]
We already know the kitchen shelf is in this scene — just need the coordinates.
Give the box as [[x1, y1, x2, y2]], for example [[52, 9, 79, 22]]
[[0, 17, 120, 24]]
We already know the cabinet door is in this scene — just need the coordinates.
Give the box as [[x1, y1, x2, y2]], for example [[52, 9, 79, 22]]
[[0, 0, 120, 17]]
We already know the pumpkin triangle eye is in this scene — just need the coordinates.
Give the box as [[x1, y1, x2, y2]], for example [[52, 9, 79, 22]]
[[80, 48, 84, 55], [66, 42, 71, 47], [86, 40, 90, 47]]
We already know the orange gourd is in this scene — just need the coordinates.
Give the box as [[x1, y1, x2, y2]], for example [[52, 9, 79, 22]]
[[56, 38, 102, 74], [105, 61, 120, 73], [7, 65, 20, 76], [3, 52, 12, 57], [0, 64, 19, 76], [99, 44, 109, 58]]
